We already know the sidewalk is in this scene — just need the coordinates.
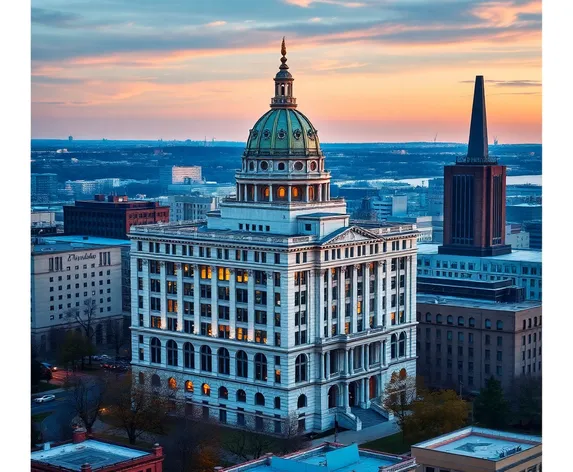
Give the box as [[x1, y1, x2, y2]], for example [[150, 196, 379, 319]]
[[310, 420, 400, 447]]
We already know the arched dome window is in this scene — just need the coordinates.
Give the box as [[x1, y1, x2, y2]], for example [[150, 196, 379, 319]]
[[277, 187, 286, 199], [277, 162, 286, 171], [308, 186, 315, 201]]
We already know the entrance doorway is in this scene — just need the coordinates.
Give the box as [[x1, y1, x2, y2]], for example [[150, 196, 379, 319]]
[[349, 382, 358, 407]]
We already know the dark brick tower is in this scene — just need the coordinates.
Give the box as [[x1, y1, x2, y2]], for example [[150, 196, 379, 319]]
[[439, 76, 511, 257]]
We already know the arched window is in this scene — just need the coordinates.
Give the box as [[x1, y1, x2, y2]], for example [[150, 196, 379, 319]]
[[436, 314, 443, 324], [236, 350, 248, 378], [292, 186, 300, 199], [278, 162, 286, 171], [185, 380, 194, 392], [295, 354, 307, 383], [254, 353, 267, 381], [219, 386, 228, 400], [328, 386, 338, 408], [308, 186, 315, 201], [150, 337, 161, 364], [485, 319, 492, 329], [534, 316, 538, 326], [201, 346, 212, 372], [151, 374, 160, 387], [390, 334, 397, 359], [249, 161, 255, 171], [184, 343, 194, 369], [447, 315, 453, 325], [297, 394, 307, 408], [168, 377, 177, 390], [237, 389, 246, 402], [167, 340, 178, 366], [496, 320, 504, 330], [263, 186, 270, 198], [458, 316, 465, 327], [218, 348, 230, 375], [255, 392, 265, 406], [274, 397, 281, 409], [138, 372, 145, 385], [201, 383, 210, 396], [469, 317, 476, 328], [277, 187, 286, 199], [398, 332, 406, 357], [425, 312, 432, 323], [399, 368, 407, 379]]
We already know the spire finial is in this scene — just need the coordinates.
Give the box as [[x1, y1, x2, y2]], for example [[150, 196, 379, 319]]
[[467, 75, 489, 162], [280, 37, 288, 69]]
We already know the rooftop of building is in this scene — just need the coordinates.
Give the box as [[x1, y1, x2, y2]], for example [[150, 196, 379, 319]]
[[507, 203, 542, 208], [31, 439, 149, 471], [65, 194, 169, 209], [31, 235, 129, 255], [417, 293, 541, 311], [222, 443, 414, 472], [417, 243, 542, 263], [413, 426, 541, 462], [129, 220, 417, 246]]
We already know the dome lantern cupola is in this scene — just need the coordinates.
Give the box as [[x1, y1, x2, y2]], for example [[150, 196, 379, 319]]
[[271, 38, 296, 109]]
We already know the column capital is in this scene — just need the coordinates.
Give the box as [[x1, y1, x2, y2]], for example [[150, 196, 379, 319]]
[[229, 268, 236, 274], [266, 271, 274, 278], [176, 262, 182, 269], [159, 261, 165, 267], [247, 269, 254, 277], [315, 268, 326, 277], [142, 259, 148, 266], [353, 264, 361, 270]]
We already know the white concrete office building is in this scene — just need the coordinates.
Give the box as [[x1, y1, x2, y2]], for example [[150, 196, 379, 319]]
[[128, 42, 418, 434]]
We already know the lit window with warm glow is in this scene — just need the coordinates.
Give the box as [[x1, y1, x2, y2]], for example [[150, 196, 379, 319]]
[[218, 267, 230, 281], [202, 383, 211, 396], [185, 380, 193, 392], [168, 377, 177, 390], [357, 301, 362, 314], [278, 187, 286, 199], [200, 265, 212, 279], [292, 187, 300, 198], [263, 187, 270, 198], [309, 187, 315, 200]]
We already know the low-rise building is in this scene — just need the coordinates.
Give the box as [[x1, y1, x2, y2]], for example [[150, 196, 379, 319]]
[[31, 428, 164, 471], [31, 236, 129, 355], [168, 195, 219, 222], [417, 243, 542, 301], [523, 220, 542, 250], [506, 203, 542, 224], [411, 426, 541, 472], [505, 224, 530, 249], [159, 165, 202, 188], [220, 443, 417, 472], [416, 293, 541, 393], [32, 173, 58, 203]]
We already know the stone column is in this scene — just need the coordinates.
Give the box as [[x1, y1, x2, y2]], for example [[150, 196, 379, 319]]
[[327, 269, 333, 337], [344, 349, 349, 375], [325, 351, 331, 380], [349, 349, 353, 375], [339, 267, 346, 331], [247, 270, 255, 341], [385, 259, 392, 326], [317, 270, 325, 340], [266, 271, 274, 345], [318, 184, 323, 202], [288, 186, 292, 202], [229, 269, 236, 339], [376, 262, 384, 327], [160, 262, 167, 329], [176, 263, 183, 331], [343, 382, 349, 409], [243, 185, 248, 202], [253, 185, 258, 202], [193, 264, 200, 334], [141, 260, 149, 328], [269, 184, 273, 203], [364, 263, 371, 327], [365, 343, 370, 370], [409, 255, 416, 323], [382, 340, 387, 366], [305, 184, 310, 202], [351, 265, 358, 333], [210, 265, 218, 337], [320, 352, 325, 380]]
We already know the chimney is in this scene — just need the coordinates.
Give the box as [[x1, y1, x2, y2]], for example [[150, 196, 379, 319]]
[[80, 464, 92, 472], [73, 427, 87, 444], [466, 75, 489, 161], [153, 443, 163, 457]]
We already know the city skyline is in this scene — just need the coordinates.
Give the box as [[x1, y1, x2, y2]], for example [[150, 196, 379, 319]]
[[32, 0, 541, 143]]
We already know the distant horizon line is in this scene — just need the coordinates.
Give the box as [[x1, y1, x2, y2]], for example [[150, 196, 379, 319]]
[[31, 139, 542, 146]]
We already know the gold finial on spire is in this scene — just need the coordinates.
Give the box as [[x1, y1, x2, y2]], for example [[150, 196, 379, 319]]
[[281, 37, 287, 57]]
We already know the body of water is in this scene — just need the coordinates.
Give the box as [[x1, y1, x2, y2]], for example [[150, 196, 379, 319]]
[[335, 174, 542, 188]]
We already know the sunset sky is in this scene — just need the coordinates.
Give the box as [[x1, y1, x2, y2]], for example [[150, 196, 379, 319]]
[[31, 0, 541, 143]]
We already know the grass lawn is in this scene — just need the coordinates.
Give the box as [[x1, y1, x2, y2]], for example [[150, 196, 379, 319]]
[[32, 412, 52, 424], [361, 432, 412, 455]]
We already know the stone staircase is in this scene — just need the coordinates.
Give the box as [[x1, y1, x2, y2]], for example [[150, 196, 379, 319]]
[[350, 407, 388, 429]]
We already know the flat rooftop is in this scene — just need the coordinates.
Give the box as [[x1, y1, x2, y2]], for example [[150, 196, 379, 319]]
[[31, 439, 148, 471], [413, 427, 541, 462], [229, 444, 410, 472], [32, 235, 129, 255], [40, 235, 131, 247], [417, 243, 542, 263], [417, 293, 541, 311]]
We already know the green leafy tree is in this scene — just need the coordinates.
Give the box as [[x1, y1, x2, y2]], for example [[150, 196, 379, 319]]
[[58, 330, 94, 370], [403, 389, 469, 443], [473, 377, 510, 429], [510, 375, 542, 430]]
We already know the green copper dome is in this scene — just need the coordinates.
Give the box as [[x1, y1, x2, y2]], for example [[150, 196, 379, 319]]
[[245, 108, 321, 157]]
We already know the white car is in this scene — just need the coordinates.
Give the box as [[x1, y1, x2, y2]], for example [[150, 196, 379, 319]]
[[34, 394, 56, 403]]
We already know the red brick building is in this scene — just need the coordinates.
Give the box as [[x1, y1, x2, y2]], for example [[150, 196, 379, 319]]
[[439, 76, 511, 258], [31, 429, 164, 472], [64, 195, 170, 240]]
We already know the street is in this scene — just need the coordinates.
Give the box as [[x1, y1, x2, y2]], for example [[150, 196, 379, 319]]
[[32, 390, 76, 443]]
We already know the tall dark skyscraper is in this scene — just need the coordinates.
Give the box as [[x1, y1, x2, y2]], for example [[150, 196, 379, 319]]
[[439, 76, 511, 257]]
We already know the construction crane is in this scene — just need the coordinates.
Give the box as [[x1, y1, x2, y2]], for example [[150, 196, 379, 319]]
[[493, 136, 499, 145], [433, 133, 438, 144]]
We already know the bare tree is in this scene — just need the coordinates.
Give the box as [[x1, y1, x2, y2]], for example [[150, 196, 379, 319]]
[[382, 370, 420, 438], [105, 372, 171, 445], [169, 415, 220, 472], [107, 318, 127, 358], [66, 298, 99, 365], [222, 415, 275, 461], [65, 374, 108, 433]]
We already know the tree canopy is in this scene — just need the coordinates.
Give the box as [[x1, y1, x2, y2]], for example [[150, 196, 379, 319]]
[[473, 377, 510, 429]]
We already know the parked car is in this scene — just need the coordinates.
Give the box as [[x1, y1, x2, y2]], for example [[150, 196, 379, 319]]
[[41, 362, 57, 372], [34, 394, 56, 403], [92, 354, 111, 362]]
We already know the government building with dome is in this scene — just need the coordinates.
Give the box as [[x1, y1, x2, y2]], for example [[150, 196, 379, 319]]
[[128, 40, 419, 433]]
